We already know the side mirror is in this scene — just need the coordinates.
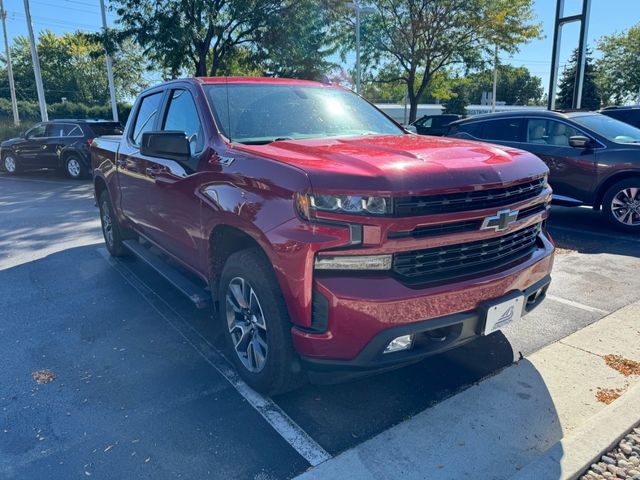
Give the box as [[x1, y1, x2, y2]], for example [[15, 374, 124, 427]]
[[141, 131, 190, 163], [569, 135, 592, 149]]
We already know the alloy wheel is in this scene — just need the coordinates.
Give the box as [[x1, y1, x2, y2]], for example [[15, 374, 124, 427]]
[[225, 276, 268, 373], [101, 202, 114, 247], [67, 158, 81, 178], [611, 187, 640, 226], [4, 156, 16, 173]]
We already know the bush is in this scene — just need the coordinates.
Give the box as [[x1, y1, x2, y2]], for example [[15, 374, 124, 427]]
[[0, 101, 132, 138]]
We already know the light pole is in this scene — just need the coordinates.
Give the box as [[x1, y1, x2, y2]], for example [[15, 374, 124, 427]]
[[23, 0, 47, 121], [348, 2, 375, 95], [0, 0, 19, 125], [99, 0, 118, 122]]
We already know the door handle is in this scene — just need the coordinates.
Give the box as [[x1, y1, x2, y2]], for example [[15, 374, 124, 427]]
[[116, 159, 127, 168]]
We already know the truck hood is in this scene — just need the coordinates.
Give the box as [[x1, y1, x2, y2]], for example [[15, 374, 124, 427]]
[[235, 134, 548, 195]]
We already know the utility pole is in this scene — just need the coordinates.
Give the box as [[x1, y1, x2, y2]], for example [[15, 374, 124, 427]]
[[23, 0, 47, 121], [0, 0, 19, 125], [349, 2, 374, 95], [491, 44, 498, 113], [355, 4, 361, 94], [99, 0, 118, 122]]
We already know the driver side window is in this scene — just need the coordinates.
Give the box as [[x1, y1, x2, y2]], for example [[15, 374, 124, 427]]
[[27, 124, 47, 138], [162, 89, 204, 155]]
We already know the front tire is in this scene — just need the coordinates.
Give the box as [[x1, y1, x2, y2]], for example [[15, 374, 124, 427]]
[[602, 179, 640, 233], [98, 190, 128, 256], [65, 155, 86, 179], [2, 153, 20, 175], [218, 248, 304, 395]]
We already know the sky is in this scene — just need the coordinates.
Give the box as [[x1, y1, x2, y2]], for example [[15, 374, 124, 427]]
[[0, 0, 638, 96]]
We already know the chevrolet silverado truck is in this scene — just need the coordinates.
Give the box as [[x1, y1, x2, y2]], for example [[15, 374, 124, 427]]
[[92, 77, 554, 395]]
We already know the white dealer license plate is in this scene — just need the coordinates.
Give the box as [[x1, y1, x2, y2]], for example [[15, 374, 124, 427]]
[[483, 295, 524, 335]]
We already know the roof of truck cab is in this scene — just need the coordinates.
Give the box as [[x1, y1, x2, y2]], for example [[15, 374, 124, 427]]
[[194, 76, 332, 87]]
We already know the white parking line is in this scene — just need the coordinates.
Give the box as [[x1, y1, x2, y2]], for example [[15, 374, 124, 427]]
[[546, 294, 609, 315], [549, 224, 640, 243], [97, 248, 332, 467]]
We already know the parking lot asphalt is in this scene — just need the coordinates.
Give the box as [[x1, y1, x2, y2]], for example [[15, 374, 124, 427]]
[[1, 170, 639, 479]]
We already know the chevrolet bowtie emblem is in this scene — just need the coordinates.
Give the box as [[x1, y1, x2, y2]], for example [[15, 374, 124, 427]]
[[481, 209, 519, 232]]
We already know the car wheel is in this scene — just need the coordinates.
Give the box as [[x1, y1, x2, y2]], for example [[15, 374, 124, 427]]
[[3, 153, 20, 175], [218, 248, 304, 395], [98, 190, 128, 256], [602, 179, 640, 232], [65, 155, 86, 179]]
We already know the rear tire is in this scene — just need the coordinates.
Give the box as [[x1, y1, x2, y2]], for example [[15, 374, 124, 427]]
[[602, 179, 640, 233], [65, 155, 86, 179], [217, 248, 305, 395], [98, 190, 128, 256], [2, 153, 20, 175]]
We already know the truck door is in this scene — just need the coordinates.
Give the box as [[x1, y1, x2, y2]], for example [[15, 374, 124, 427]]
[[116, 90, 165, 234], [141, 87, 207, 269]]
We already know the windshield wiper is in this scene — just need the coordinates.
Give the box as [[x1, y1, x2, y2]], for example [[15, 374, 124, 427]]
[[239, 137, 293, 145]]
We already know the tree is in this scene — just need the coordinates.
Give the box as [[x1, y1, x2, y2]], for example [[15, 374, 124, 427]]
[[595, 23, 640, 105], [0, 31, 147, 105], [111, 0, 282, 77], [255, 0, 337, 80], [334, 0, 540, 122], [443, 79, 470, 115], [555, 48, 601, 111], [462, 65, 543, 105]]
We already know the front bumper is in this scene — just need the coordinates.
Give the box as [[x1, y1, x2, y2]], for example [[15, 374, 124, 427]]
[[291, 231, 554, 371]]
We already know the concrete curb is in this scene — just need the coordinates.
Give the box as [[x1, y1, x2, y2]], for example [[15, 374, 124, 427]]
[[512, 381, 640, 480]]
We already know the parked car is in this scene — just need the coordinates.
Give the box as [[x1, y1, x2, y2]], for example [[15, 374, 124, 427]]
[[447, 110, 640, 232], [1, 120, 123, 179], [600, 105, 640, 129], [92, 77, 554, 395], [412, 114, 461, 136]]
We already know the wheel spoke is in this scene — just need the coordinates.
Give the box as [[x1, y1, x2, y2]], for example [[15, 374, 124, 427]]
[[232, 323, 252, 351], [251, 336, 266, 368], [229, 281, 248, 309]]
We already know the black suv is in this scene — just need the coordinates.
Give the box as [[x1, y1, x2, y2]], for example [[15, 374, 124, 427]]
[[1, 120, 123, 179], [447, 110, 640, 232], [600, 106, 640, 129], [411, 114, 461, 136]]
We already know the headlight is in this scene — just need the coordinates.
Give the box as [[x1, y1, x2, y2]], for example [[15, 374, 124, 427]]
[[307, 194, 391, 216], [315, 254, 392, 270]]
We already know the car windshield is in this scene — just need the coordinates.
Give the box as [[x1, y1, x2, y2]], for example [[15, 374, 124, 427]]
[[204, 83, 403, 144], [572, 114, 640, 144]]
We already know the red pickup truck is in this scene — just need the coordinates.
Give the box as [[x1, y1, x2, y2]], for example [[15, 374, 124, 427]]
[[92, 77, 554, 395]]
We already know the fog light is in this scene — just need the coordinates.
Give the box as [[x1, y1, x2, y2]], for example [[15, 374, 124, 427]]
[[383, 334, 414, 354]]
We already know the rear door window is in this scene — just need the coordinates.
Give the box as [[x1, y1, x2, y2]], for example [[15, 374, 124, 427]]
[[478, 119, 524, 142], [130, 92, 163, 145]]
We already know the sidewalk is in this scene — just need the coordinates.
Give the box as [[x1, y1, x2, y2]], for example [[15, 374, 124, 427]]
[[297, 301, 640, 480]]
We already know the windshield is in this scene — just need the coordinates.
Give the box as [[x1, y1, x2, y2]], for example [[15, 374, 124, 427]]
[[204, 83, 403, 144], [572, 114, 640, 144]]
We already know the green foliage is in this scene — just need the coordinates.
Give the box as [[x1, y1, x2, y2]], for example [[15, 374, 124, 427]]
[[596, 23, 640, 105], [555, 49, 601, 111], [0, 99, 132, 126], [443, 79, 470, 115], [334, 0, 541, 121], [0, 31, 148, 106], [110, 0, 337, 79], [462, 65, 543, 105]]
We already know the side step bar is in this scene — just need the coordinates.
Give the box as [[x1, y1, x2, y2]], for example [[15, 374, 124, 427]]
[[122, 239, 210, 309]]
